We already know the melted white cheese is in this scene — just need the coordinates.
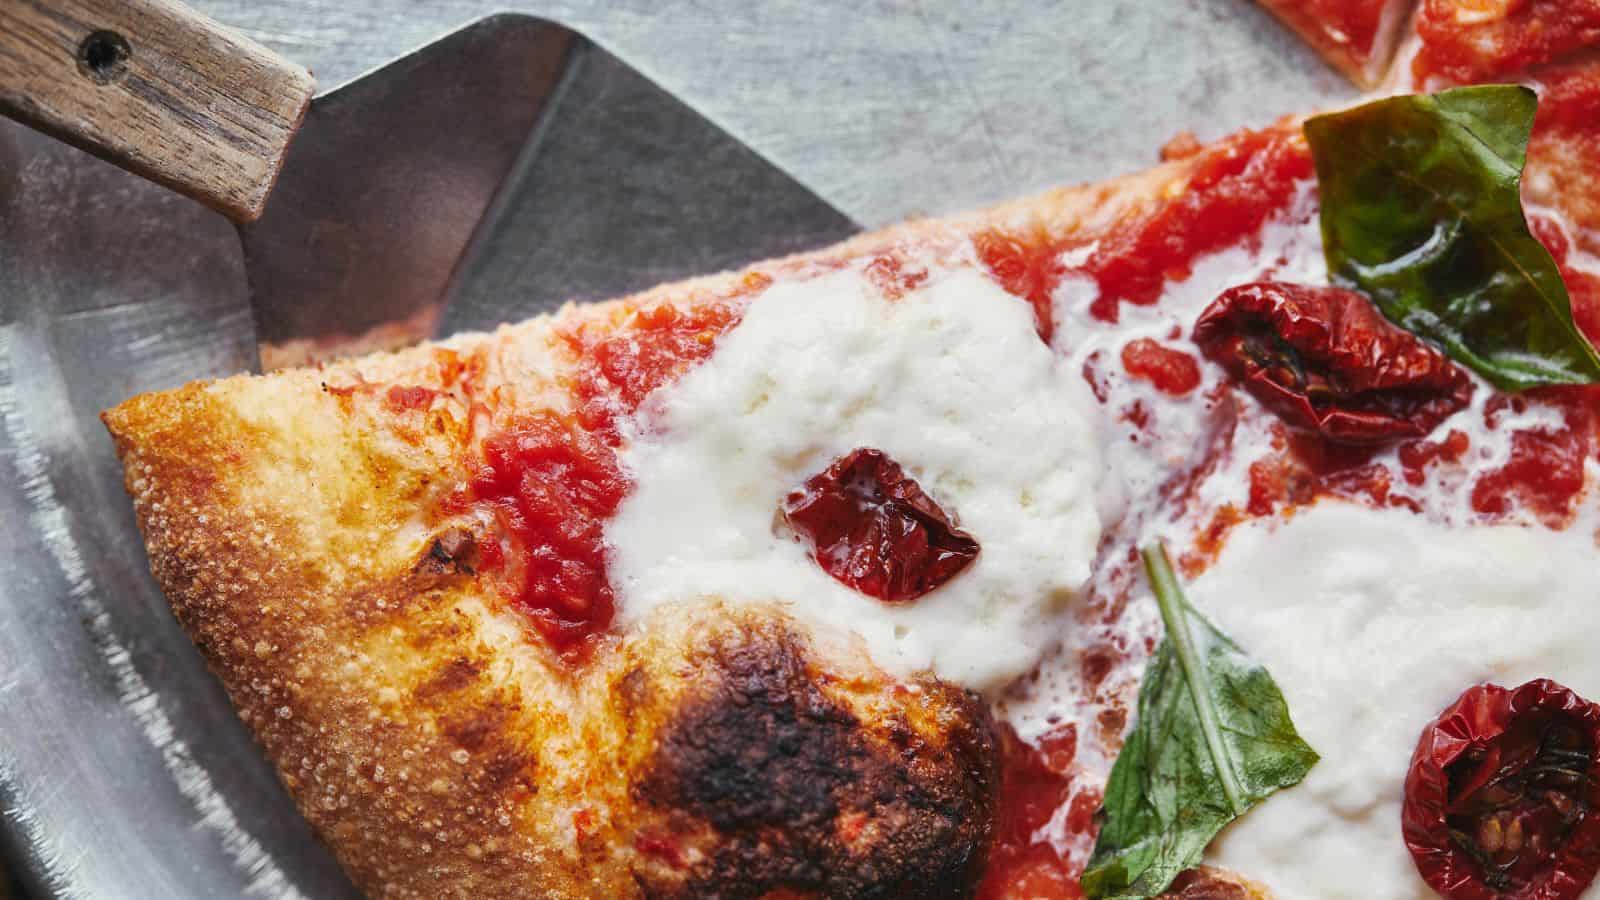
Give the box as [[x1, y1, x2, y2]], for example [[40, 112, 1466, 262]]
[[607, 263, 1104, 692], [1192, 502, 1600, 899]]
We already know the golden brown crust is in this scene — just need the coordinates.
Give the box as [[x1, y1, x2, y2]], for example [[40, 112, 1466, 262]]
[[101, 134, 1263, 898]]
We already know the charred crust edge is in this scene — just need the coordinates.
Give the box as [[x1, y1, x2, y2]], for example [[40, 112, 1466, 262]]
[[630, 623, 999, 900]]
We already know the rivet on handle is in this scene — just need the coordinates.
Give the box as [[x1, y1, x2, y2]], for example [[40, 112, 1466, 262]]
[[77, 30, 132, 84], [0, 0, 315, 222]]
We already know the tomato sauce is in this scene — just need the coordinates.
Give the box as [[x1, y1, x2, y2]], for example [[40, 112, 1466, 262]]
[[863, 249, 933, 301], [976, 127, 1313, 331], [1526, 68, 1600, 274], [1397, 429, 1471, 486], [1532, 212, 1600, 346], [1082, 128, 1313, 323], [1412, 0, 1600, 86], [1471, 389, 1596, 526], [464, 275, 766, 657], [470, 412, 628, 657], [384, 384, 438, 411], [1248, 430, 1398, 513], [977, 725, 1095, 900], [975, 228, 1067, 343], [1534, 62, 1600, 134], [559, 285, 758, 444]]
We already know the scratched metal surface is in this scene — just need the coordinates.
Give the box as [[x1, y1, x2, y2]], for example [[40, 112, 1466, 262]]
[[200, 0, 1354, 227], [0, 2, 1354, 898]]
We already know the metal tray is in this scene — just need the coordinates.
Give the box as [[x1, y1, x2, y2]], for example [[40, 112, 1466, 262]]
[[0, 2, 1352, 897]]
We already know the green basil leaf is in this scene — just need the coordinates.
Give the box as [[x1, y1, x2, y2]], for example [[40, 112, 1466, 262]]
[[1080, 545, 1318, 899], [1306, 85, 1600, 391]]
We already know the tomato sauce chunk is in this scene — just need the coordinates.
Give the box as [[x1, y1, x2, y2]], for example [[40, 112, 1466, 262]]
[[1531, 211, 1600, 348], [782, 448, 979, 604], [1405, 679, 1600, 899], [1399, 429, 1472, 486], [1121, 338, 1202, 396], [1194, 282, 1474, 445], [1260, 0, 1391, 66], [1471, 388, 1596, 526], [470, 413, 630, 656], [974, 228, 1065, 343]]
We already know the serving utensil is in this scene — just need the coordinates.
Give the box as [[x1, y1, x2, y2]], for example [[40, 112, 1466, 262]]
[[0, 0, 857, 368]]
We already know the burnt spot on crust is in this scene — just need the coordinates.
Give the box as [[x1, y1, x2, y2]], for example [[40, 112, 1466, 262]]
[[631, 624, 999, 900], [415, 526, 480, 578]]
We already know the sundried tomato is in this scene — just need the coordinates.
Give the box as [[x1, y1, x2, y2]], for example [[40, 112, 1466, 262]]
[[1404, 679, 1600, 900], [781, 448, 979, 604], [1193, 282, 1473, 445]]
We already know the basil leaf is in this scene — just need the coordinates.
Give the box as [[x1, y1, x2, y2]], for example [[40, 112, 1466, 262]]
[[1306, 85, 1600, 391], [1080, 545, 1318, 899]]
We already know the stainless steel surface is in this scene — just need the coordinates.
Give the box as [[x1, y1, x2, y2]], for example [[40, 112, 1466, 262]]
[[0, 124, 355, 900], [0, 2, 1356, 898], [195, 0, 1357, 228]]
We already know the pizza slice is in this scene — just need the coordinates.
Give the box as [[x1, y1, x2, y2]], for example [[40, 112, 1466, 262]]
[[104, 120, 1311, 898], [1252, 0, 1415, 87], [105, 59, 1600, 900]]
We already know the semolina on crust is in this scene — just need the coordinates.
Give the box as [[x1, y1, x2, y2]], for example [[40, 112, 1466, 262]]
[[101, 129, 1293, 898]]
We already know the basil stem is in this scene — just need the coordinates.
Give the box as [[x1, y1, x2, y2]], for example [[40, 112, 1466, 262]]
[[1081, 542, 1317, 899], [1143, 545, 1246, 817]]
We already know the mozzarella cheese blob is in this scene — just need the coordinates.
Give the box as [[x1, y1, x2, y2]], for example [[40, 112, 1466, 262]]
[[1195, 502, 1600, 899], [607, 263, 1104, 692]]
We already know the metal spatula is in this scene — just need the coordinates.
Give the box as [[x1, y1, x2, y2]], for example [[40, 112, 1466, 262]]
[[0, 1, 859, 370]]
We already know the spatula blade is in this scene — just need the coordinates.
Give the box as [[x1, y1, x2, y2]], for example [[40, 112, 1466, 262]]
[[438, 39, 864, 334], [240, 15, 576, 370], [242, 14, 861, 371]]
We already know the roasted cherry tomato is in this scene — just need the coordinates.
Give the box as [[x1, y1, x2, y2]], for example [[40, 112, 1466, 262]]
[[782, 448, 979, 604], [1193, 282, 1473, 445], [1404, 679, 1600, 900]]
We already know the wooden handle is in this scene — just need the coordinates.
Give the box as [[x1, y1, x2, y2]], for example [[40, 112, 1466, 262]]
[[0, 0, 315, 222]]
